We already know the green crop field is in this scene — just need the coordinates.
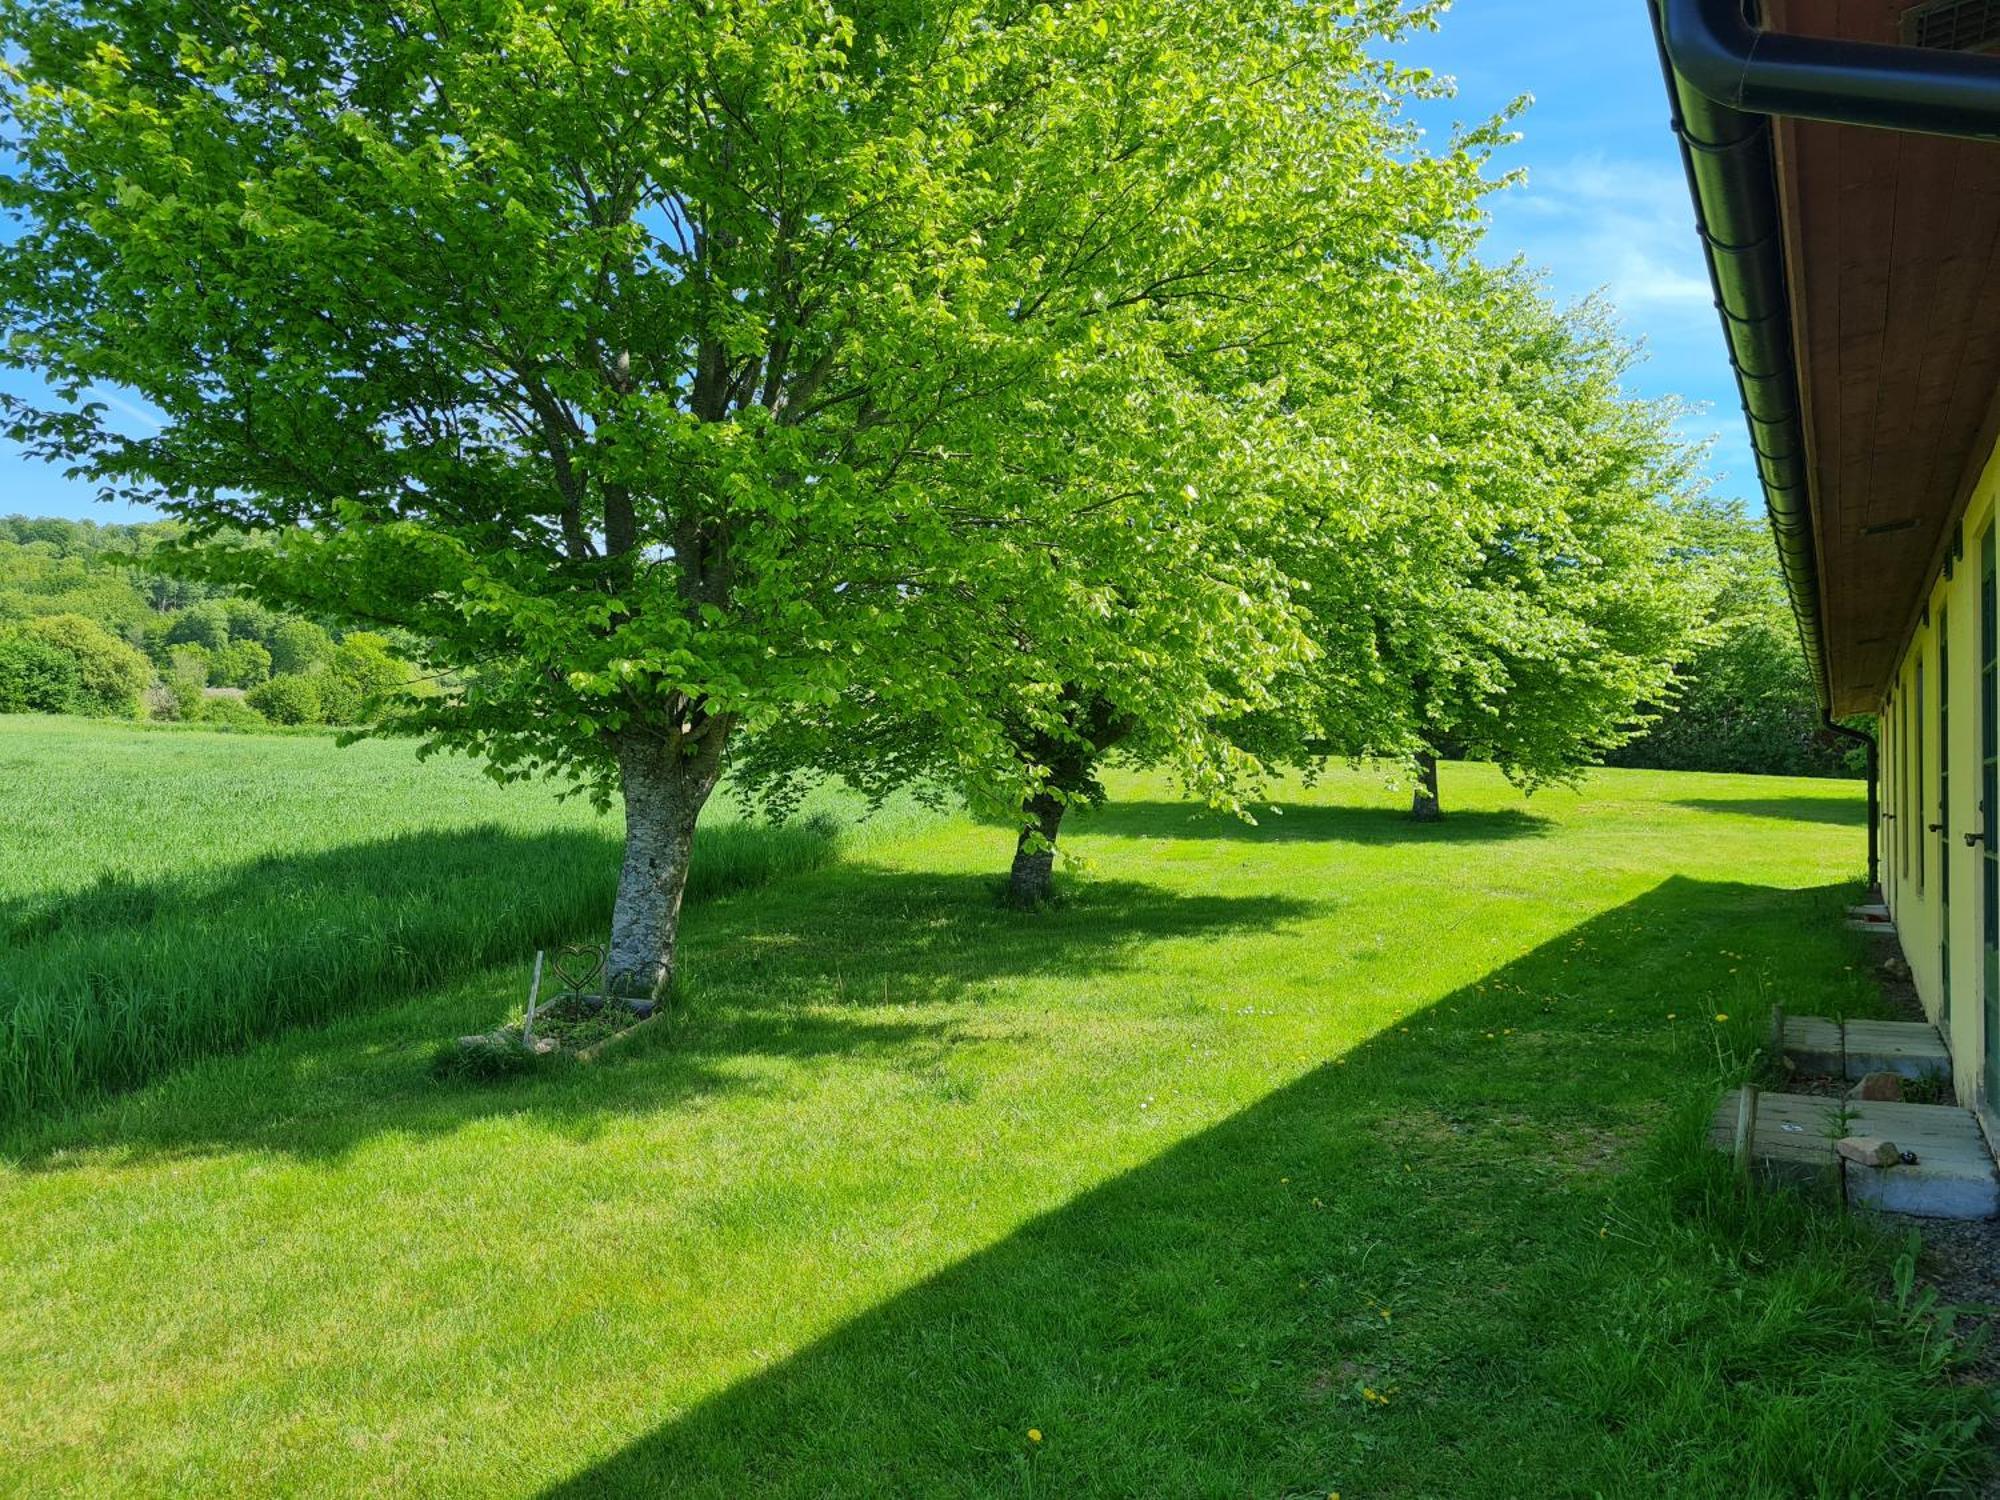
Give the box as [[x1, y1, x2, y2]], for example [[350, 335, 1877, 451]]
[[0, 724, 1986, 1497], [0, 717, 905, 1118]]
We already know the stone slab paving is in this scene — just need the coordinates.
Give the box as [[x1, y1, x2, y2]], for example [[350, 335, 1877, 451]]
[[1709, 1089, 2000, 1219], [1778, 1014, 1950, 1081], [1843, 1019, 1953, 1080]]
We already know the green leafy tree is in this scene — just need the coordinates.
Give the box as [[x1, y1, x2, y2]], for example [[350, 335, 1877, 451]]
[[1269, 269, 1707, 818], [267, 618, 333, 677], [166, 642, 212, 686], [1606, 503, 1853, 777], [23, 612, 150, 716], [0, 629, 82, 713], [163, 600, 231, 653], [0, 0, 1495, 994], [222, 598, 277, 646], [212, 638, 273, 689]]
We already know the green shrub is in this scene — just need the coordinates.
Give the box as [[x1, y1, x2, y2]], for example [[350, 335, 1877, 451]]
[[166, 642, 212, 686], [212, 638, 272, 688], [0, 631, 82, 713], [24, 613, 150, 717], [308, 666, 362, 726], [160, 672, 205, 722], [163, 599, 231, 652], [310, 632, 412, 724], [246, 673, 322, 725], [196, 696, 269, 732], [268, 617, 333, 676]]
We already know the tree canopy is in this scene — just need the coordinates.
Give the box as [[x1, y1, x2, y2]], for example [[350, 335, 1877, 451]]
[[2, 0, 1510, 983]]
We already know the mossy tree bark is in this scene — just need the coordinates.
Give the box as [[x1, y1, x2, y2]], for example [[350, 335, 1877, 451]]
[[1411, 748, 1442, 822], [1002, 691, 1131, 910], [1006, 791, 1068, 909]]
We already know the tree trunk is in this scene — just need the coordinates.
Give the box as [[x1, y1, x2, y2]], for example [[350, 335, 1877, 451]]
[[1411, 749, 1442, 822], [605, 726, 731, 1000], [1005, 792, 1067, 909]]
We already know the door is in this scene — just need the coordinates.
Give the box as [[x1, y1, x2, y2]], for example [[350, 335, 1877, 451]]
[[1982, 526, 1998, 1109], [1940, 607, 1951, 1029]]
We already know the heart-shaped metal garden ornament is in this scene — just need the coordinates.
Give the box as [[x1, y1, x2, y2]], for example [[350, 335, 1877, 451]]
[[551, 944, 604, 995]]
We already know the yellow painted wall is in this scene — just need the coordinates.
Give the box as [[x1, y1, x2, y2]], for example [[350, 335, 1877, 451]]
[[1881, 431, 2000, 1118]]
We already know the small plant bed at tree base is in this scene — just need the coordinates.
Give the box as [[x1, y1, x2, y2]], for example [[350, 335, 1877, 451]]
[[442, 996, 663, 1079], [529, 993, 660, 1056], [447, 946, 663, 1072]]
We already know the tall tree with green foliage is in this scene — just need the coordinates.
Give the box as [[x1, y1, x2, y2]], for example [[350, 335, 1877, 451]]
[[1, 0, 1494, 992], [1263, 268, 1708, 819], [1606, 502, 1854, 778]]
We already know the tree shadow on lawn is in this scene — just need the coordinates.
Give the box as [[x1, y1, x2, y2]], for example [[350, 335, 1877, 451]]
[[528, 875, 1977, 1500], [1671, 795, 1866, 827], [1075, 799, 1553, 845], [4, 868, 1314, 1170]]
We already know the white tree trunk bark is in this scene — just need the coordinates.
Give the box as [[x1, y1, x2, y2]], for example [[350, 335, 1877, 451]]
[[606, 726, 730, 1000]]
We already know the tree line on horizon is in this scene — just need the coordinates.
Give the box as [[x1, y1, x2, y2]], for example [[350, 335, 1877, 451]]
[[0, 0, 1855, 997]]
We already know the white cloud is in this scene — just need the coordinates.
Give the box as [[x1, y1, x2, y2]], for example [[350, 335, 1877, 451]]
[[86, 385, 165, 434], [1494, 154, 1716, 316]]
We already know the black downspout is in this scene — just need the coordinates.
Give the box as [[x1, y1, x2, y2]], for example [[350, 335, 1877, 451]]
[[1824, 715, 1880, 892], [1659, 0, 2000, 141]]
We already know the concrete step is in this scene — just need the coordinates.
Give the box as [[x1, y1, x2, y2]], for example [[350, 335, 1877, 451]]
[[1845, 1019, 1952, 1080], [1847, 902, 1891, 921], [1710, 1089, 2000, 1219], [1777, 1014, 1950, 1082]]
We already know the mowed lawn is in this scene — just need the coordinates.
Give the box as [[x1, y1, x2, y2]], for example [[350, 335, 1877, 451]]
[[1, 724, 1986, 1497]]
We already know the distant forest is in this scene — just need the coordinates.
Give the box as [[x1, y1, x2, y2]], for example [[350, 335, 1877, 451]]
[[0, 510, 1857, 776], [0, 516, 430, 729]]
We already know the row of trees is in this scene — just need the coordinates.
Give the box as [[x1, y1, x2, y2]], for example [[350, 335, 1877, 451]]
[[1, 0, 1761, 995], [0, 518, 424, 725], [1608, 507, 1857, 778]]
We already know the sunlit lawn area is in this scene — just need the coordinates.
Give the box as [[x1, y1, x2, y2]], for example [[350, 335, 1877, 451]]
[[1, 730, 1985, 1497]]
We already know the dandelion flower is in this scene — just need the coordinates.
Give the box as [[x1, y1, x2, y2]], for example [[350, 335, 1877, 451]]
[[1714, 1012, 1729, 1023], [1028, 1429, 1042, 1444]]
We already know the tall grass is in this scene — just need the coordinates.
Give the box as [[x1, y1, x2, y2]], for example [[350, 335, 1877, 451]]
[[0, 718, 877, 1118]]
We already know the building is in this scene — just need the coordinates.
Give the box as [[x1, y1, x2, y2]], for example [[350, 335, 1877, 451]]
[[1650, 0, 2000, 1129]]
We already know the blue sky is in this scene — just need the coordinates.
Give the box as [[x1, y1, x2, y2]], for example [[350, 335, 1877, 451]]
[[0, 0, 1748, 524], [1398, 1, 1751, 502]]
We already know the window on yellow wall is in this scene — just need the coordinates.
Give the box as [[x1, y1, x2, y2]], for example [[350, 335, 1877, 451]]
[[1902, 688, 1912, 882], [1883, 690, 1893, 895], [1917, 654, 1926, 895]]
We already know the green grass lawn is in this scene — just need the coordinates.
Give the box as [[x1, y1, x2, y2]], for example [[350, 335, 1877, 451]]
[[0, 726, 1987, 1497]]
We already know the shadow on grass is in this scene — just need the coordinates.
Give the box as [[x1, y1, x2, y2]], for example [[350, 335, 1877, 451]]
[[4, 868, 1314, 1168], [525, 875, 1980, 1500], [0, 815, 844, 1121], [1074, 800, 1554, 845], [1671, 796, 1867, 827]]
